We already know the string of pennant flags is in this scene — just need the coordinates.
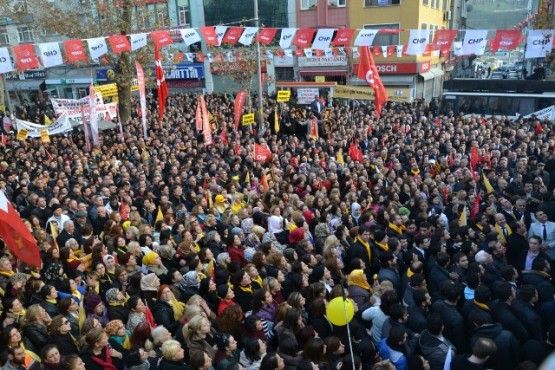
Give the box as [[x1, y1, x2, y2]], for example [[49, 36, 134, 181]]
[[1, 26, 555, 74]]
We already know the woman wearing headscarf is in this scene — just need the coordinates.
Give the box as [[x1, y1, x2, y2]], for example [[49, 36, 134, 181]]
[[347, 269, 373, 312], [105, 287, 130, 323], [140, 273, 161, 308], [178, 270, 200, 303]]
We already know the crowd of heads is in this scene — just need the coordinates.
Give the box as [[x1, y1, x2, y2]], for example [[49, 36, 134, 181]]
[[0, 92, 554, 369]]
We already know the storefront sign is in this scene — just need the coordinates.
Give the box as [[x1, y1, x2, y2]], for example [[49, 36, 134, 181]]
[[274, 55, 294, 67], [352, 62, 420, 75], [334, 85, 412, 102], [298, 56, 348, 67], [5, 70, 47, 80], [297, 88, 320, 104], [163, 64, 205, 80]]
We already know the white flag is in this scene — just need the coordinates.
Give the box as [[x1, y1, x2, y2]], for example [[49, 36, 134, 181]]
[[185, 53, 194, 62], [406, 29, 430, 55], [354, 29, 379, 46], [396, 45, 404, 57], [226, 51, 235, 62], [304, 49, 313, 57], [525, 30, 554, 59], [265, 50, 273, 58], [38, 42, 63, 68], [284, 49, 293, 57], [462, 30, 488, 56], [130, 33, 148, 51], [280, 28, 297, 49], [311, 29, 335, 50], [381, 46, 388, 58], [180, 28, 201, 46], [325, 49, 333, 57], [0, 48, 14, 74], [215, 26, 228, 46], [87, 37, 108, 61], [453, 41, 463, 56], [238, 27, 259, 46]]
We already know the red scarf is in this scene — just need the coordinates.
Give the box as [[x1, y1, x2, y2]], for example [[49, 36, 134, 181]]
[[90, 348, 118, 370]]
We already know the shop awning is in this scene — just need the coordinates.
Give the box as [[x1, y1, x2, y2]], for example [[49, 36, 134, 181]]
[[300, 69, 348, 77], [419, 71, 435, 81], [430, 67, 445, 78]]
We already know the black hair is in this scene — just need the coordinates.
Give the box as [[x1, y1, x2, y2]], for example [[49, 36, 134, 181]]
[[426, 314, 443, 336]]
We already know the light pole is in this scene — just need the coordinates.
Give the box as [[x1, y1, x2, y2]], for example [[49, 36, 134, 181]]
[[254, 0, 264, 134]]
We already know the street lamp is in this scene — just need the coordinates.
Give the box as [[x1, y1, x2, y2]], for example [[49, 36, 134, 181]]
[[254, 0, 264, 134]]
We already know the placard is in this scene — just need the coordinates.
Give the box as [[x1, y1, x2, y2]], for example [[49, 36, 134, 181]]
[[242, 113, 255, 126], [17, 129, 28, 141], [40, 129, 50, 143], [297, 88, 320, 105], [277, 90, 291, 102]]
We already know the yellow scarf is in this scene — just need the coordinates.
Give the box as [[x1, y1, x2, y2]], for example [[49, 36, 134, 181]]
[[0, 270, 14, 278], [411, 168, 420, 176], [473, 300, 489, 311], [171, 296, 186, 321], [10, 342, 40, 364], [69, 333, 79, 349], [476, 223, 484, 231], [46, 299, 57, 305], [237, 284, 253, 294], [495, 223, 512, 244], [388, 223, 405, 235], [406, 268, 415, 278], [355, 236, 372, 262], [252, 275, 263, 288], [375, 241, 389, 252], [231, 202, 245, 215], [72, 290, 82, 302]]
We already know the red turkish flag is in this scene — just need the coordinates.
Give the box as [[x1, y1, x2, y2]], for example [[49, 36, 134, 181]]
[[387, 45, 396, 58], [223, 27, 244, 45], [471, 193, 481, 219], [151, 30, 173, 49], [0, 191, 41, 268], [314, 49, 324, 57], [470, 146, 480, 173], [108, 34, 131, 53], [256, 28, 278, 45], [155, 47, 169, 122], [200, 27, 219, 46], [254, 143, 271, 162], [348, 142, 363, 162], [431, 29, 458, 55], [64, 40, 88, 63], [12, 45, 38, 70], [196, 52, 205, 62], [293, 28, 316, 48], [357, 46, 387, 117], [332, 29, 355, 46], [372, 46, 381, 56], [490, 30, 522, 53], [195, 100, 202, 132], [294, 49, 304, 56]]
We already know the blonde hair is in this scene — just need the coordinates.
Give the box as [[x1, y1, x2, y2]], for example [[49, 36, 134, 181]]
[[182, 315, 207, 340], [323, 235, 339, 260], [183, 304, 202, 321], [127, 241, 141, 255], [21, 304, 44, 328], [161, 339, 182, 360]]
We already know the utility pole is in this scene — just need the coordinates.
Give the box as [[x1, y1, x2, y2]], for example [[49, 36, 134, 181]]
[[254, 0, 264, 134]]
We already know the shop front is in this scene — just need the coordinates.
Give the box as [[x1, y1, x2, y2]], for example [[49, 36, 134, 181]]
[[164, 63, 205, 90], [298, 56, 348, 85], [5, 70, 48, 103]]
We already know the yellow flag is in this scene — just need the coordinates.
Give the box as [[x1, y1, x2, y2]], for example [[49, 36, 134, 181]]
[[336, 149, 344, 164], [482, 172, 494, 194], [274, 109, 280, 133], [245, 172, 250, 187], [155, 206, 164, 223], [78, 299, 86, 333], [44, 114, 52, 126], [459, 206, 467, 226]]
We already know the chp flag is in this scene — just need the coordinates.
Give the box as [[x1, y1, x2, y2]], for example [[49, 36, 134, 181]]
[[253, 143, 271, 162]]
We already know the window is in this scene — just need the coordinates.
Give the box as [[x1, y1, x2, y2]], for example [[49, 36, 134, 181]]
[[178, 6, 189, 25], [17, 26, 33, 43], [431, 0, 436, 8], [328, 0, 346, 6], [0, 27, 9, 45], [443, 0, 448, 11], [275, 67, 295, 81], [364, 23, 400, 46], [364, 0, 400, 6], [301, 0, 317, 9], [423, 0, 429, 5]]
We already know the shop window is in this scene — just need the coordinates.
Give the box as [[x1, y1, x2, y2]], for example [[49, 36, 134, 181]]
[[0, 27, 9, 45], [17, 26, 33, 43], [179, 6, 189, 26], [275, 67, 294, 81]]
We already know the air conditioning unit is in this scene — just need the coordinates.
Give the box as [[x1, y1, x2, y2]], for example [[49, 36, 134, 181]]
[[443, 11, 452, 21]]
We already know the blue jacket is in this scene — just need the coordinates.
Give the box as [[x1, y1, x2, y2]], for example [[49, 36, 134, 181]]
[[377, 338, 407, 370]]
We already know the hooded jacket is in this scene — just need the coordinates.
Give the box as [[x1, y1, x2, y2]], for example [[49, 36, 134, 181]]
[[470, 323, 520, 370], [418, 330, 454, 370]]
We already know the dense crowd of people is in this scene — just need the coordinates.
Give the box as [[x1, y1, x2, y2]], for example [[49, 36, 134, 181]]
[[0, 91, 554, 370]]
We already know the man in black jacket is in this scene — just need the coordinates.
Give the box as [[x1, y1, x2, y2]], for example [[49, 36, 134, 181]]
[[490, 282, 529, 343], [520, 256, 554, 305], [431, 282, 466, 354], [346, 226, 373, 280], [468, 309, 520, 370], [407, 288, 431, 333], [511, 284, 543, 341], [521, 324, 555, 366]]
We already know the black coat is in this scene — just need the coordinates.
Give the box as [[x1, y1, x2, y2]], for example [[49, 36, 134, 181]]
[[428, 266, 451, 302], [310, 316, 333, 339], [158, 359, 189, 370], [107, 304, 130, 324], [505, 233, 529, 267], [22, 323, 48, 353], [511, 299, 543, 341], [346, 240, 372, 279], [152, 299, 179, 334], [42, 300, 59, 319], [520, 270, 554, 305], [470, 323, 520, 370], [431, 300, 466, 353], [521, 339, 555, 366], [49, 333, 79, 356], [515, 249, 550, 273], [490, 300, 529, 343], [233, 286, 254, 313], [81, 347, 124, 370], [406, 306, 428, 334]]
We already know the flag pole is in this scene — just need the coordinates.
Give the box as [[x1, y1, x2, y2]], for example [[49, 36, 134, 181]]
[[340, 283, 356, 370], [254, 0, 264, 135]]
